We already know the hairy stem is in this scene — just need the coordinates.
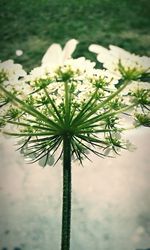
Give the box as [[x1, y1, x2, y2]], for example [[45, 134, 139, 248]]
[[61, 135, 72, 250]]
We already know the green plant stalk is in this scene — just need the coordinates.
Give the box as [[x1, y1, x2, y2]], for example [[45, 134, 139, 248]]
[[61, 135, 72, 250]]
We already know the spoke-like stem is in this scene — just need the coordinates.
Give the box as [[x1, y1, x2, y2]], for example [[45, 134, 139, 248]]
[[61, 135, 72, 250], [76, 103, 136, 130], [71, 79, 130, 127], [64, 81, 71, 126]]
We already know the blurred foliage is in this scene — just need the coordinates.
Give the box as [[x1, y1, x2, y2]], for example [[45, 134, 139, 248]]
[[0, 0, 150, 71]]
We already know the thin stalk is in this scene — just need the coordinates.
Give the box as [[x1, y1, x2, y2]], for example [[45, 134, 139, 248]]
[[75, 103, 136, 130], [71, 88, 98, 126], [71, 79, 130, 126], [3, 131, 57, 137], [61, 135, 72, 250], [43, 88, 65, 126], [81, 79, 130, 120], [6, 120, 57, 132], [64, 81, 70, 126]]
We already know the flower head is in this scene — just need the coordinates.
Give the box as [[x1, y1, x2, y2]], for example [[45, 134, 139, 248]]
[[0, 40, 150, 166], [89, 44, 150, 82]]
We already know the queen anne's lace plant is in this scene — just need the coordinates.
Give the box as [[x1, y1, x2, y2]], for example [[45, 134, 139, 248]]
[[0, 39, 150, 250]]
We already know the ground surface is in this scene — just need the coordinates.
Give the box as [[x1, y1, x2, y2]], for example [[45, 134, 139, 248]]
[[0, 128, 150, 250]]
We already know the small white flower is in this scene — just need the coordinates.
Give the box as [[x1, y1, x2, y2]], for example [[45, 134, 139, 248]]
[[16, 50, 23, 56], [28, 65, 48, 82], [66, 57, 95, 73], [121, 81, 150, 96], [0, 59, 26, 83]]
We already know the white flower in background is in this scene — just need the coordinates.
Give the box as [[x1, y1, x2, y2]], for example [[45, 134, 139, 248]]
[[89, 44, 150, 81], [28, 39, 79, 82], [16, 50, 23, 56], [42, 38, 78, 67], [0, 59, 30, 96], [0, 59, 26, 84]]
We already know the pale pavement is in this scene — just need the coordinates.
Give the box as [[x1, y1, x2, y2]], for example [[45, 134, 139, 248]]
[[0, 127, 150, 250]]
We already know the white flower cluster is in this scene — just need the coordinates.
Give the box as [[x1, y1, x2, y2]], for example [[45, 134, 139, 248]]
[[89, 43, 150, 119], [0, 59, 26, 84], [89, 44, 150, 81], [27, 59, 117, 111], [0, 39, 150, 163]]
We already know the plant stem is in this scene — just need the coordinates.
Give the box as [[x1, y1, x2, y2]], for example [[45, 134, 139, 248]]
[[61, 135, 72, 250]]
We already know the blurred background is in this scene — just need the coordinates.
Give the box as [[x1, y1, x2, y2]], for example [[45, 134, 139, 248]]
[[0, 0, 150, 250], [0, 0, 150, 70]]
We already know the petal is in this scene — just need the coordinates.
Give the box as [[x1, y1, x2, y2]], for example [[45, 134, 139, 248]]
[[89, 44, 109, 55], [97, 52, 115, 66], [139, 56, 150, 70], [109, 45, 132, 59], [41, 44, 62, 66], [62, 39, 78, 62]]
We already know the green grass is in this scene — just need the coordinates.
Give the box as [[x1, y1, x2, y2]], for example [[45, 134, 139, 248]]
[[0, 0, 150, 71]]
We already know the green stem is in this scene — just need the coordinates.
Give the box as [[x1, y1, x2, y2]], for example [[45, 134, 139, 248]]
[[61, 135, 72, 250], [76, 103, 136, 130]]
